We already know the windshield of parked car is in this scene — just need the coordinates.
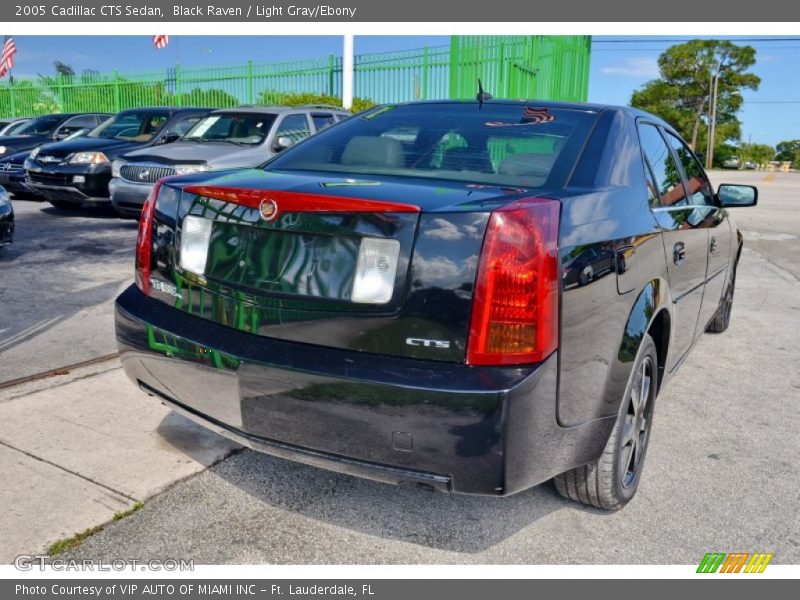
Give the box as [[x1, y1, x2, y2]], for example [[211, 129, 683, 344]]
[[88, 112, 169, 142], [183, 113, 277, 146], [266, 103, 598, 187], [13, 115, 64, 136], [3, 120, 31, 135]]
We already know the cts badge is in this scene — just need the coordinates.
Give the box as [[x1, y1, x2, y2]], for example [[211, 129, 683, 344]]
[[259, 199, 279, 221], [405, 337, 451, 349]]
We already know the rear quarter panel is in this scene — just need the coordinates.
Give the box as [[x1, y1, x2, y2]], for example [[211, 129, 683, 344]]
[[557, 109, 672, 426]]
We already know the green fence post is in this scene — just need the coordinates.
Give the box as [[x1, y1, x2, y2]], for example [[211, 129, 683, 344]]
[[176, 63, 183, 107], [247, 60, 254, 104], [328, 53, 335, 97], [56, 73, 64, 111], [448, 36, 459, 99], [113, 69, 121, 112], [422, 46, 429, 100]]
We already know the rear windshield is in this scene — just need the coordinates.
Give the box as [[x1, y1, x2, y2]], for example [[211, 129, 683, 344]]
[[14, 115, 64, 136], [267, 103, 598, 187], [89, 112, 169, 142], [183, 113, 277, 146]]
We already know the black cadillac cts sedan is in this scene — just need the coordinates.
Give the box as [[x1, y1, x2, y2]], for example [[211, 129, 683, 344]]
[[115, 101, 756, 509]]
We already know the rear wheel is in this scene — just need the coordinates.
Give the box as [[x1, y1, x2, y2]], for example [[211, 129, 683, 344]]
[[554, 334, 658, 510], [48, 200, 82, 211], [706, 266, 736, 333]]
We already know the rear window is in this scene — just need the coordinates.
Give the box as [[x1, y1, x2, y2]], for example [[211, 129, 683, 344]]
[[267, 103, 598, 187]]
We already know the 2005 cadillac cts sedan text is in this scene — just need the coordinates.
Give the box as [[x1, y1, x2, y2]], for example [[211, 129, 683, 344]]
[[115, 100, 757, 509]]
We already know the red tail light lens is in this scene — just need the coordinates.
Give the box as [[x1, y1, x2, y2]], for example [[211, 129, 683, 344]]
[[135, 181, 162, 296], [466, 198, 560, 366]]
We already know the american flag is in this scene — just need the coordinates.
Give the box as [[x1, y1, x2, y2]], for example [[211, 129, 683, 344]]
[[0, 36, 17, 78], [153, 35, 169, 50]]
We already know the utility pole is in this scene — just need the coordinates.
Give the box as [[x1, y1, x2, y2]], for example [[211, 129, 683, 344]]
[[706, 63, 724, 170]]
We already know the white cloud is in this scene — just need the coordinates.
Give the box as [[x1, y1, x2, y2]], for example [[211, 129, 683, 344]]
[[601, 57, 660, 78]]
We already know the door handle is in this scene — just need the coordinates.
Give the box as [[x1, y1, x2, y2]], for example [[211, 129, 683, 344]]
[[710, 236, 718, 254], [673, 241, 686, 265]]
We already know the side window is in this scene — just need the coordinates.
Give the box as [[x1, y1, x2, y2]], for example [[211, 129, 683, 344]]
[[664, 132, 715, 207], [638, 123, 687, 208], [56, 115, 96, 136], [311, 113, 336, 132], [275, 114, 311, 144]]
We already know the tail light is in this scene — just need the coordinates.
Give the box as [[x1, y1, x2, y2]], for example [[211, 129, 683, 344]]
[[135, 181, 163, 295], [466, 198, 560, 366]]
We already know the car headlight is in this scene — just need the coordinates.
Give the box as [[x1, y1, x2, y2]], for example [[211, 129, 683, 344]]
[[173, 164, 210, 175], [0, 146, 7, 155], [69, 152, 109, 165], [111, 160, 124, 178], [0, 188, 10, 207], [29, 146, 41, 159]]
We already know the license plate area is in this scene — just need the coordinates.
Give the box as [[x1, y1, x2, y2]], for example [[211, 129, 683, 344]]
[[181, 219, 400, 304]]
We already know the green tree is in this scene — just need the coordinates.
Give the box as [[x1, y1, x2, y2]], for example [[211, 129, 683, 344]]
[[739, 143, 776, 165], [631, 40, 760, 154], [255, 90, 376, 113], [54, 61, 75, 77], [775, 140, 800, 165]]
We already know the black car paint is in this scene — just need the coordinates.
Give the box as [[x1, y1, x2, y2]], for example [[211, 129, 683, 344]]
[[0, 113, 109, 158], [25, 108, 211, 204], [0, 190, 13, 246], [0, 150, 39, 197], [115, 101, 745, 495]]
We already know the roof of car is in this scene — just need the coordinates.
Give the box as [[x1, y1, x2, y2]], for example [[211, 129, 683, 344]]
[[382, 99, 670, 129], [115, 106, 211, 116], [209, 105, 349, 115]]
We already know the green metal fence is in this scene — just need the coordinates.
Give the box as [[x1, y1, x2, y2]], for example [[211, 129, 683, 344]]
[[0, 36, 590, 117]]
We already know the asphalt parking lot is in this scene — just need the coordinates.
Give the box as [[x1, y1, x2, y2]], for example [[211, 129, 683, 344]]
[[1, 170, 798, 564]]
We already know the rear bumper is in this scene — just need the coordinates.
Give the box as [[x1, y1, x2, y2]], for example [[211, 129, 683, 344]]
[[115, 285, 613, 495], [109, 178, 152, 216]]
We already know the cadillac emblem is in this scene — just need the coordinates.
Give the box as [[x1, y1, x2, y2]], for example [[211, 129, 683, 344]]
[[259, 199, 279, 221]]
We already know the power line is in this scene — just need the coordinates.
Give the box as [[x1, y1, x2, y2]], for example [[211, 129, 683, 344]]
[[593, 37, 800, 43]]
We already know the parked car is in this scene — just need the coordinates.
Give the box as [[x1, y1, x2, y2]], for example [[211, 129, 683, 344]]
[[24, 107, 212, 210], [109, 105, 349, 217], [562, 246, 617, 287], [0, 186, 13, 247], [115, 100, 757, 509], [0, 113, 109, 160], [0, 117, 31, 136], [722, 156, 740, 169], [0, 127, 98, 199], [744, 160, 757, 170]]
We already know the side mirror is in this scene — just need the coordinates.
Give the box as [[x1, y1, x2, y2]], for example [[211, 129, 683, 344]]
[[160, 132, 180, 145], [52, 130, 73, 141], [274, 136, 294, 152], [717, 184, 758, 207]]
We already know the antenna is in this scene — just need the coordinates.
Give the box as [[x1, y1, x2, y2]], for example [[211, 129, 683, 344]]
[[476, 79, 493, 107]]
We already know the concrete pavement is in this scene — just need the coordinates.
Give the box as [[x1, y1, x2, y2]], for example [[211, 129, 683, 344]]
[[0, 364, 239, 563]]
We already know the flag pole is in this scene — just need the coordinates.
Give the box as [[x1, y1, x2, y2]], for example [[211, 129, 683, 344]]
[[342, 35, 354, 110]]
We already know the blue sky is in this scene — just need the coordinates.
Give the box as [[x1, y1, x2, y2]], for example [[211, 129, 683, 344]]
[[6, 35, 798, 147]]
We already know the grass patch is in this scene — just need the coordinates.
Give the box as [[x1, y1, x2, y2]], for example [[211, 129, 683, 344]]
[[113, 501, 143, 521], [46, 525, 104, 556], [46, 501, 144, 556]]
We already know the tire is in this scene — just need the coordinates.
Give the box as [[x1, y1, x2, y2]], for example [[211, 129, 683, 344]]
[[554, 334, 658, 511], [48, 199, 82, 210], [706, 266, 736, 333], [578, 266, 593, 286]]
